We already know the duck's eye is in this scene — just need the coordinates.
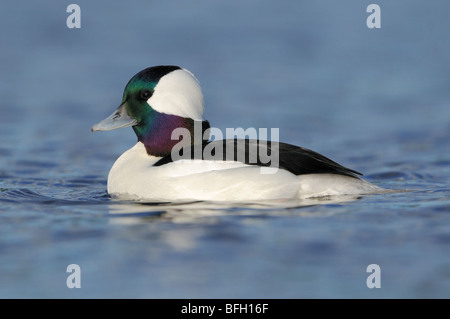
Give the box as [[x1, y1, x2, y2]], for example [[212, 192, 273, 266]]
[[139, 90, 152, 100]]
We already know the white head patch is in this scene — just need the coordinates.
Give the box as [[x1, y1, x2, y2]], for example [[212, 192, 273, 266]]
[[147, 68, 204, 121]]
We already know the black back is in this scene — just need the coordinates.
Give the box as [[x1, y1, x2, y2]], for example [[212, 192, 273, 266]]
[[153, 139, 362, 178]]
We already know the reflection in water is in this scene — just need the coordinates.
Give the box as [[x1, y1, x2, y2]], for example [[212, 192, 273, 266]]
[[107, 194, 365, 221], [105, 195, 368, 251]]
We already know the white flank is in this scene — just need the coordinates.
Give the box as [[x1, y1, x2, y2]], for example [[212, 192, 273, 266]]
[[107, 142, 387, 202]]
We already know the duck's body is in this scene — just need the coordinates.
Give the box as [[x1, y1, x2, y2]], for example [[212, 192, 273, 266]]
[[107, 141, 381, 201], [93, 65, 384, 202]]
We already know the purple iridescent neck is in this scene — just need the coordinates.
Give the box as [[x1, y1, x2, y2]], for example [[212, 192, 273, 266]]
[[132, 110, 210, 157]]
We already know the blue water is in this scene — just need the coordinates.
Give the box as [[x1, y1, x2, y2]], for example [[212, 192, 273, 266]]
[[1, 0, 450, 298]]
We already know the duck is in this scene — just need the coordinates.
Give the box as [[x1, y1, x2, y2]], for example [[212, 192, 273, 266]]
[[92, 65, 384, 202]]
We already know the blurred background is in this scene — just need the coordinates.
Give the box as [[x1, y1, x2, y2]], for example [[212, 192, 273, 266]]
[[0, 0, 449, 298]]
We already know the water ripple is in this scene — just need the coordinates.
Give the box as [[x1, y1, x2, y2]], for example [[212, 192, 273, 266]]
[[0, 187, 108, 205]]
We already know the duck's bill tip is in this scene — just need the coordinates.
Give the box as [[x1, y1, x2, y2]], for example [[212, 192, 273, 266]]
[[91, 103, 138, 132]]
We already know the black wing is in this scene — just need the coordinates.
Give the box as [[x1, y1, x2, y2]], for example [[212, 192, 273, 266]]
[[153, 139, 362, 178]]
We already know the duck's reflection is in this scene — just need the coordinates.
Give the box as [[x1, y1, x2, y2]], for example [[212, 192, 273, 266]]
[[107, 194, 365, 222]]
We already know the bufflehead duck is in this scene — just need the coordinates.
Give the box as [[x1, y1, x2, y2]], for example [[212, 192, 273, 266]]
[[92, 65, 383, 201]]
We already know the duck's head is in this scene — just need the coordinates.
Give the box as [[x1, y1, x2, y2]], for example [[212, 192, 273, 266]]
[[92, 65, 210, 156]]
